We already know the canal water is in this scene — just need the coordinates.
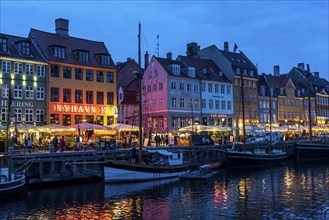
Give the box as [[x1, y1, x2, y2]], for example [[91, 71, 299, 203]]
[[1, 160, 329, 219]]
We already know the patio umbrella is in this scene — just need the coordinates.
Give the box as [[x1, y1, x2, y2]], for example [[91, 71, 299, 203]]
[[108, 123, 139, 131], [69, 122, 109, 130], [179, 125, 220, 133], [37, 123, 75, 132], [9, 123, 36, 131]]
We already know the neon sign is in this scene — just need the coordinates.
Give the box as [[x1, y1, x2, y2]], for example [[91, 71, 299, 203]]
[[54, 104, 117, 114]]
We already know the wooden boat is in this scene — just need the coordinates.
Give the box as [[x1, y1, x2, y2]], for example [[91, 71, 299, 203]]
[[296, 142, 329, 159], [0, 167, 26, 196], [225, 148, 287, 168], [103, 149, 190, 183], [180, 163, 219, 180]]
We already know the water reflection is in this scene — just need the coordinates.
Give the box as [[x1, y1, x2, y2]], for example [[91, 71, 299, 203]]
[[0, 161, 328, 219]]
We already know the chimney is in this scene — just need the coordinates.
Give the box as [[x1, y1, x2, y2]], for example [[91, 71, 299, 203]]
[[224, 42, 229, 52], [186, 42, 199, 58], [127, 57, 131, 61], [274, 65, 280, 76], [297, 63, 305, 70], [144, 51, 149, 69], [314, 72, 319, 78], [55, 18, 69, 37], [167, 52, 172, 60]]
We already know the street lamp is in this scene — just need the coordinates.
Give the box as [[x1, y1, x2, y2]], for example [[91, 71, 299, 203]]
[[222, 118, 225, 126]]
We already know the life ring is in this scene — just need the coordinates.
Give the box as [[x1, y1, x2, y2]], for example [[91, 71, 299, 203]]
[[0, 174, 8, 182]]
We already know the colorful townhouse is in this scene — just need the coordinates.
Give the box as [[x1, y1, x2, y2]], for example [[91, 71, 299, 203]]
[[0, 34, 47, 127], [177, 46, 233, 127], [116, 58, 142, 125], [287, 63, 328, 126], [197, 42, 259, 135], [28, 18, 117, 126], [142, 53, 201, 134]]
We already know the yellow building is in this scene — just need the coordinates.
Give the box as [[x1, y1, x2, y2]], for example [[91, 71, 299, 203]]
[[29, 19, 117, 126]]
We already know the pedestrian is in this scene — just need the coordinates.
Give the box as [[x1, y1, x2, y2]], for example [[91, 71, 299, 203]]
[[52, 135, 59, 152], [59, 136, 66, 152], [223, 133, 227, 144], [27, 137, 32, 153], [131, 145, 137, 163]]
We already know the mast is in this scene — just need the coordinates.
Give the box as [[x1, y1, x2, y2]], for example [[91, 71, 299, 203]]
[[306, 64, 312, 141], [241, 73, 246, 145], [137, 22, 143, 162], [269, 87, 272, 150]]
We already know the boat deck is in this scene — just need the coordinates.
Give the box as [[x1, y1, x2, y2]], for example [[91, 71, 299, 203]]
[[179, 170, 218, 180]]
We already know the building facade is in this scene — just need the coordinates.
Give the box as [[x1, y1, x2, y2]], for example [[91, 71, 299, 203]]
[[29, 19, 117, 126], [0, 34, 47, 127]]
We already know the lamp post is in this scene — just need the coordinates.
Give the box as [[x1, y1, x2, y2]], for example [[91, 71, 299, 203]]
[[285, 119, 289, 140], [222, 118, 225, 127], [306, 64, 312, 141]]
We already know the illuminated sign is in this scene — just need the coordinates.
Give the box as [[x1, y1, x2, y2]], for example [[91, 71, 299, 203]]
[[1, 100, 34, 108], [54, 104, 118, 115]]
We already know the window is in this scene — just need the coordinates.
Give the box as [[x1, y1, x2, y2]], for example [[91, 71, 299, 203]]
[[180, 98, 185, 108], [153, 83, 157, 91], [63, 89, 71, 103], [25, 109, 33, 122], [86, 91, 93, 104], [194, 85, 198, 92], [36, 109, 44, 123], [106, 72, 114, 83], [221, 100, 226, 110], [1, 84, 9, 98], [75, 68, 83, 80], [201, 83, 205, 92], [187, 98, 192, 108], [187, 84, 191, 91], [26, 64, 34, 75], [14, 62, 23, 74], [63, 114, 71, 126], [76, 50, 89, 62], [179, 83, 184, 91], [2, 61, 11, 73], [97, 71, 104, 82], [215, 100, 220, 109], [86, 69, 94, 81], [171, 82, 176, 90], [13, 108, 22, 122], [159, 82, 163, 90], [221, 85, 225, 94], [51, 65, 60, 77], [0, 37, 8, 52], [97, 92, 104, 104], [172, 65, 180, 75], [53, 46, 66, 59], [63, 67, 72, 79], [1, 108, 7, 122], [36, 87, 45, 100], [37, 65, 45, 77], [25, 86, 34, 99], [228, 101, 232, 110], [75, 90, 83, 103], [208, 83, 213, 93], [50, 87, 59, 102], [50, 114, 59, 124], [21, 42, 30, 55], [100, 54, 110, 65], [107, 92, 114, 104], [202, 99, 206, 108], [14, 85, 22, 99], [194, 99, 199, 109], [188, 67, 195, 77], [227, 85, 231, 94], [209, 99, 213, 109], [171, 97, 177, 107], [215, 84, 219, 93]]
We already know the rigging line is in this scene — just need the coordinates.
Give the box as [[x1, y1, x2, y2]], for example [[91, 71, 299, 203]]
[[140, 25, 150, 58]]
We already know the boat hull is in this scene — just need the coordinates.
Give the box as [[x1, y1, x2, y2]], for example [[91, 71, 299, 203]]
[[297, 143, 329, 159], [104, 160, 190, 183], [225, 150, 287, 168], [0, 175, 26, 196]]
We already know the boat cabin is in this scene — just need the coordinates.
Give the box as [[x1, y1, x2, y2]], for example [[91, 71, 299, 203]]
[[146, 150, 183, 165]]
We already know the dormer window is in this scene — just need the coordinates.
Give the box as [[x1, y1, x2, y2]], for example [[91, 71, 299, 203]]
[[235, 67, 240, 75], [218, 71, 223, 77], [260, 86, 265, 96], [99, 54, 110, 65], [270, 88, 273, 97], [280, 88, 284, 95], [52, 46, 66, 59], [249, 70, 254, 77], [75, 50, 89, 62], [188, 67, 195, 77], [171, 64, 180, 75], [0, 37, 8, 52], [297, 90, 301, 96], [21, 41, 30, 56], [243, 69, 248, 76]]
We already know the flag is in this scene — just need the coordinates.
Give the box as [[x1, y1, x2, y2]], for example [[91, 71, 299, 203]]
[[234, 43, 238, 53]]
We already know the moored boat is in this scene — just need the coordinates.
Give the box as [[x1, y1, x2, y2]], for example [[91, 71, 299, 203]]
[[225, 148, 287, 168], [0, 167, 26, 196], [103, 149, 190, 183], [296, 142, 329, 159]]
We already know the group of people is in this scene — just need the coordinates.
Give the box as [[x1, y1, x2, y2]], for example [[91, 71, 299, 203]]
[[52, 135, 66, 152]]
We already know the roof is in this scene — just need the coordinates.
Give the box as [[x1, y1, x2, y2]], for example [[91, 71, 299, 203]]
[[0, 33, 46, 63], [116, 59, 141, 89], [29, 29, 115, 68], [121, 90, 138, 105], [178, 56, 231, 83]]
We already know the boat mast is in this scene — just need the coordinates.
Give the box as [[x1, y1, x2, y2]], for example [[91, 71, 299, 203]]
[[306, 64, 312, 141], [137, 22, 143, 162], [240, 73, 246, 145], [269, 87, 272, 150]]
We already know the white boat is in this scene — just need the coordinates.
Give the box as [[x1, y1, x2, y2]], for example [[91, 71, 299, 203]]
[[0, 167, 26, 196], [103, 149, 190, 183]]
